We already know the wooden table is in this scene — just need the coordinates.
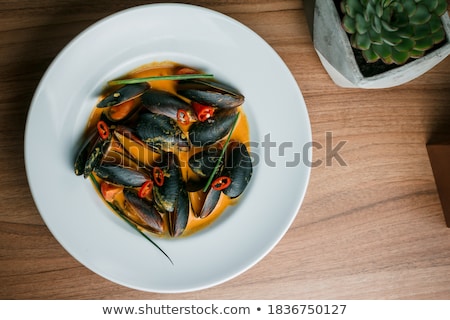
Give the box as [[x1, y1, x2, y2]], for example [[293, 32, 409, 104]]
[[2, 0, 450, 299]]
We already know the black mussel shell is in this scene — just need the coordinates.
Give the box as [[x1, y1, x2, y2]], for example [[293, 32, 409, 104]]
[[188, 109, 237, 147], [153, 153, 183, 213], [136, 113, 189, 151], [141, 88, 195, 121], [198, 188, 221, 219], [94, 164, 149, 187], [168, 188, 189, 237], [177, 79, 244, 109], [97, 83, 149, 108], [123, 189, 164, 234], [223, 142, 252, 199]]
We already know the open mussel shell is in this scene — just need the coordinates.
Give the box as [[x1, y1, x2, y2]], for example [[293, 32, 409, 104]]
[[74, 113, 118, 177], [74, 129, 98, 177], [222, 142, 253, 199], [123, 188, 164, 234], [74, 132, 113, 178], [188, 109, 238, 147], [97, 83, 149, 122], [197, 188, 221, 219], [93, 164, 149, 188], [141, 88, 196, 122], [97, 83, 149, 108], [168, 188, 189, 237], [152, 152, 183, 214], [136, 113, 189, 151], [177, 79, 244, 109]]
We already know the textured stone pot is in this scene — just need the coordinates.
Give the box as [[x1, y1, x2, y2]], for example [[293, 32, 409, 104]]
[[304, 0, 450, 89]]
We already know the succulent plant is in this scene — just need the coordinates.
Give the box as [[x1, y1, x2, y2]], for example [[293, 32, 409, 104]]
[[341, 0, 448, 64]]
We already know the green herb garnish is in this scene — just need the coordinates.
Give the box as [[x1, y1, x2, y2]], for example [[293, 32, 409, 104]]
[[89, 174, 173, 265], [203, 112, 240, 192], [108, 73, 214, 86]]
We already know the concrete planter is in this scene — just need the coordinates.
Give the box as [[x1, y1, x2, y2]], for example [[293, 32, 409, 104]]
[[304, 0, 450, 89]]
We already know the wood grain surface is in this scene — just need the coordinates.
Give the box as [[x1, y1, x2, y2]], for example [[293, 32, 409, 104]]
[[1, 0, 450, 299]]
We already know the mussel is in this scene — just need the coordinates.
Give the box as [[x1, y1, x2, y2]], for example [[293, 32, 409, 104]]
[[186, 147, 223, 218], [141, 88, 196, 123], [152, 152, 189, 237], [188, 109, 238, 147], [97, 83, 149, 108], [93, 164, 150, 188], [222, 142, 253, 199], [123, 188, 164, 234], [168, 187, 189, 237], [136, 113, 189, 152], [152, 153, 183, 213], [177, 79, 244, 109], [74, 122, 114, 178], [74, 120, 148, 178], [97, 83, 149, 122], [186, 141, 252, 218], [196, 188, 221, 219]]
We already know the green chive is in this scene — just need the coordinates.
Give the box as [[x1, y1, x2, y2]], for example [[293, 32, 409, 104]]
[[108, 73, 214, 86], [89, 174, 173, 265], [203, 112, 240, 192]]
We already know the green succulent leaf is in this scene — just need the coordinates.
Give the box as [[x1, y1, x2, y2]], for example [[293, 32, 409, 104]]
[[431, 28, 446, 44], [382, 0, 395, 8], [397, 25, 414, 38], [372, 43, 392, 60], [391, 48, 410, 64], [392, 11, 410, 28], [395, 38, 415, 52], [381, 28, 402, 45], [381, 19, 398, 32], [340, 1, 347, 16], [390, 2, 403, 13], [414, 36, 434, 51], [365, 2, 376, 20], [424, 0, 439, 13], [344, 0, 364, 17], [435, 0, 448, 16], [355, 13, 370, 33], [409, 4, 432, 24], [372, 15, 382, 33], [403, 0, 417, 17], [353, 32, 372, 50], [362, 46, 380, 62], [429, 14, 444, 33], [342, 15, 356, 33], [382, 55, 395, 64], [409, 49, 425, 59], [376, 1, 384, 17], [368, 28, 383, 44], [413, 22, 432, 39]]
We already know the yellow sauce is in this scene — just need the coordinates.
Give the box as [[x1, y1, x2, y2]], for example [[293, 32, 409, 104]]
[[88, 61, 250, 237]]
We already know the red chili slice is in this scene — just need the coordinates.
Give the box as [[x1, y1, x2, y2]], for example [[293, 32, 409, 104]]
[[192, 102, 215, 122], [211, 176, 232, 191], [97, 120, 109, 140], [153, 167, 164, 187], [138, 180, 153, 198], [177, 108, 190, 125]]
